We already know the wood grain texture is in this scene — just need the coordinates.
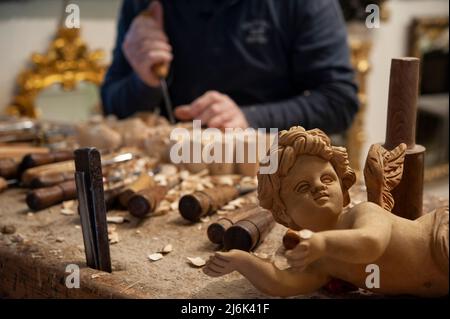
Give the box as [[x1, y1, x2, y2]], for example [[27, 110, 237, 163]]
[[390, 145, 426, 220], [385, 58, 420, 150]]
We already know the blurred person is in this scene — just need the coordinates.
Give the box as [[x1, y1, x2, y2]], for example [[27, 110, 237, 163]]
[[102, 0, 359, 133]]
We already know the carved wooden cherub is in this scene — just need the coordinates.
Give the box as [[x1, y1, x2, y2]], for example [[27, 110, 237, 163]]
[[203, 126, 449, 297]]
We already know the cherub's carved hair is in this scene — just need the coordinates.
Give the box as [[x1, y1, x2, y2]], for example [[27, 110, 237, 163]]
[[257, 126, 356, 228]]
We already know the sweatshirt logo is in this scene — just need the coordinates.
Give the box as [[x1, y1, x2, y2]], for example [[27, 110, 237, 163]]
[[241, 20, 270, 44]]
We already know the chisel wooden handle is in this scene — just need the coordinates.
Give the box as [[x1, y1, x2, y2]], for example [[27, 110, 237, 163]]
[[127, 185, 168, 218], [118, 173, 155, 207], [29, 171, 75, 188], [0, 158, 19, 179], [21, 160, 75, 187], [20, 150, 74, 171], [207, 204, 258, 245], [26, 180, 77, 211], [0, 177, 8, 193], [152, 63, 169, 79], [179, 185, 240, 222], [223, 207, 275, 252]]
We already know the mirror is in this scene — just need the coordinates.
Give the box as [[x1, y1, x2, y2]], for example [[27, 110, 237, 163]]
[[35, 82, 101, 123], [409, 17, 449, 182]]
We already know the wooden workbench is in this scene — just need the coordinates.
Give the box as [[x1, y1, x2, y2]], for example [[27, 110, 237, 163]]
[[0, 185, 447, 299]]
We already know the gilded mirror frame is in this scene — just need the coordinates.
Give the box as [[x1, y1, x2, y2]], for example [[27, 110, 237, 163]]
[[5, 27, 106, 118]]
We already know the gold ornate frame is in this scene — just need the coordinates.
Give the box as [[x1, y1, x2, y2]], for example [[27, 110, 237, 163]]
[[409, 17, 449, 182], [5, 27, 106, 118], [346, 39, 372, 172]]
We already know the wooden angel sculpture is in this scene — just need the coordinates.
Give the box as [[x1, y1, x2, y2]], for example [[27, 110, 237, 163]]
[[203, 126, 449, 297]]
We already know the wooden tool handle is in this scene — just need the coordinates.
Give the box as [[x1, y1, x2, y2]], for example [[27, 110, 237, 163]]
[[385, 58, 420, 150], [127, 185, 168, 218], [0, 145, 48, 159], [118, 173, 155, 207], [139, 8, 170, 79], [29, 171, 74, 188], [0, 177, 8, 193], [21, 160, 75, 186], [223, 207, 274, 252], [104, 187, 125, 211], [207, 204, 258, 245], [179, 185, 240, 222], [0, 158, 19, 179], [152, 63, 169, 79], [26, 180, 77, 211], [20, 150, 74, 171]]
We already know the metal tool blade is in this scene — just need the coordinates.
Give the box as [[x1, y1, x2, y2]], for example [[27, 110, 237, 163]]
[[102, 152, 134, 166], [160, 79, 176, 124]]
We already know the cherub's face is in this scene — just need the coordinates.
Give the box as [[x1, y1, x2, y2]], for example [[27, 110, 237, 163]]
[[279, 155, 344, 232]]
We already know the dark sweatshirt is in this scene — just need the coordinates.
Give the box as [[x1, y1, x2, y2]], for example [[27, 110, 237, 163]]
[[101, 0, 359, 133]]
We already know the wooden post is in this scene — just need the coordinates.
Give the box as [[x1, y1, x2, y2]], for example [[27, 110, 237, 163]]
[[384, 57, 425, 219]]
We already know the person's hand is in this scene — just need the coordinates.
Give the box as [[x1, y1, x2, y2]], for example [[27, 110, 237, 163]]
[[285, 230, 326, 272], [122, 1, 172, 88], [174, 91, 249, 129], [203, 250, 248, 277]]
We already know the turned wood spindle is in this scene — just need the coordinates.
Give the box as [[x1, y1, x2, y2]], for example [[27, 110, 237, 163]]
[[384, 57, 425, 220]]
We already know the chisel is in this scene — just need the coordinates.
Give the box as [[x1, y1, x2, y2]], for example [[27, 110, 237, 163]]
[[152, 63, 175, 124]]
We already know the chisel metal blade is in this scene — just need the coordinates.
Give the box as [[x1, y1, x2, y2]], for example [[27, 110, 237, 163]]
[[160, 79, 175, 124]]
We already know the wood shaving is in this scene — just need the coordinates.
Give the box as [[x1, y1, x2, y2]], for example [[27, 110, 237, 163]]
[[217, 210, 228, 215], [158, 244, 173, 254], [109, 231, 119, 244], [91, 273, 108, 279], [74, 225, 81, 229], [55, 237, 65, 243], [107, 216, 126, 224], [187, 256, 206, 267], [148, 253, 163, 261], [202, 181, 214, 189], [170, 201, 178, 211], [62, 200, 75, 209], [222, 204, 236, 211], [200, 216, 210, 223], [61, 208, 75, 216], [216, 176, 234, 186]]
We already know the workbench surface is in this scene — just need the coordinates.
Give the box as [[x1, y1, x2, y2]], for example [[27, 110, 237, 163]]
[[0, 185, 447, 299]]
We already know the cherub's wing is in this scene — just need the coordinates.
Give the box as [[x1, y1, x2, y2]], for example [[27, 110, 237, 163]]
[[363, 143, 407, 211]]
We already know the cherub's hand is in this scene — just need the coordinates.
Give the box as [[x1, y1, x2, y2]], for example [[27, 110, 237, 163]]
[[203, 250, 248, 277], [285, 230, 326, 271]]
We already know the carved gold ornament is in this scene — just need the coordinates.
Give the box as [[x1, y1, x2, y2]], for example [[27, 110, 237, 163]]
[[5, 27, 106, 118]]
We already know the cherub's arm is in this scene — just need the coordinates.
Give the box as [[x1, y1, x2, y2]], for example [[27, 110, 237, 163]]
[[203, 250, 329, 297], [288, 202, 393, 270], [320, 202, 392, 263]]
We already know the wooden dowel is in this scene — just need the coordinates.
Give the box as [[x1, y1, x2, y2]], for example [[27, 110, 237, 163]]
[[385, 57, 420, 150], [384, 57, 425, 220]]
